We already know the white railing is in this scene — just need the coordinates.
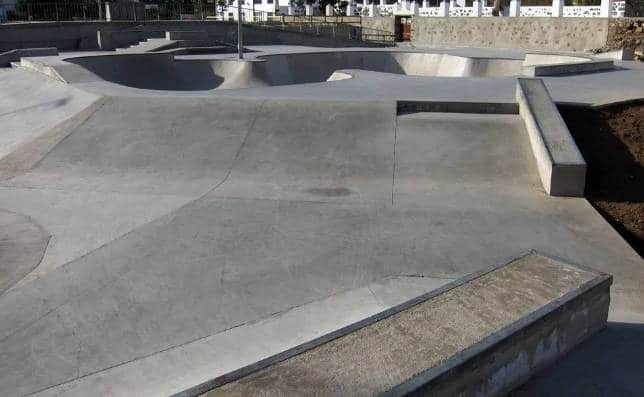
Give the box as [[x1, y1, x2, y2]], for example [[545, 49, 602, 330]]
[[360, 0, 624, 18]]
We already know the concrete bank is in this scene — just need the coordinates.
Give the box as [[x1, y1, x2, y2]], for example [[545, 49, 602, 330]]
[[198, 253, 611, 397]]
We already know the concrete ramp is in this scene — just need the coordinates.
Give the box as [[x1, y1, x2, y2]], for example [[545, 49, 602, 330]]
[[196, 253, 611, 397], [4, 97, 266, 195]]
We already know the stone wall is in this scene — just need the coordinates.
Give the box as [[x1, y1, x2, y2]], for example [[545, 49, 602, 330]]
[[360, 16, 396, 33], [411, 17, 609, 51], [606, 17, 644, 50]]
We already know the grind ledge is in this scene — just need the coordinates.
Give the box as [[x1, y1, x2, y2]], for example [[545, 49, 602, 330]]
[[189, 252, 611, 397]]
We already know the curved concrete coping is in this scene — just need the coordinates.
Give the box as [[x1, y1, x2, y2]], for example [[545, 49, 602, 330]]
[[516, 78, 586, 197]]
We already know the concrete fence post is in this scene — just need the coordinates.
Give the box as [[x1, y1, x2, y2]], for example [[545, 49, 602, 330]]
[[346, 0, 354, 15], [438, 0, 449, 16], [472, 0, 481, 16], [600, 0, 612, 17], [509, 0, 520, 16], [408, 0, 415, 15], [552, 0, 563, 17]]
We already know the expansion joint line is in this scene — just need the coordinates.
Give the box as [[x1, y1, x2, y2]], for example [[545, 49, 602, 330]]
[[391, 105, 398, 206]]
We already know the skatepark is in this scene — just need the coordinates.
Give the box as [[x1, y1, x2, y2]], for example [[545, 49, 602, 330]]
[[1, 11, 644, 397]]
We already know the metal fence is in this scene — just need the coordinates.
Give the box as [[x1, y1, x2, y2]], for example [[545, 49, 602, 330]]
[[3, 2, 101, 22], [0, 2, 394, 44]]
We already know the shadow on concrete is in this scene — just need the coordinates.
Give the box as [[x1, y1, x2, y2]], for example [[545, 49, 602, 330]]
[[559, 103, 644, 257], [0, 97, 69, 117], [513, 322, 644, 397]]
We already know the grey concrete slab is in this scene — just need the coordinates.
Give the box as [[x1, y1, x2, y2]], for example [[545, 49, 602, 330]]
[[0, 210, 49, 294], [4, 96, 264, 196], [212, 99, 396, 205], [32, 275, 453, 397], [0, 97, 642, 396], [0, 187, 192, 285]]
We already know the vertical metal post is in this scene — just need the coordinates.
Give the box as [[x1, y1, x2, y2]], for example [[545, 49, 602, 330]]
[[98, 0, 102, 20], [238, 0, 243, 59]]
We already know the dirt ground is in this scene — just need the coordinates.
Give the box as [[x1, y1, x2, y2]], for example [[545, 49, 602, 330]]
[[559, 102, 644, 258]]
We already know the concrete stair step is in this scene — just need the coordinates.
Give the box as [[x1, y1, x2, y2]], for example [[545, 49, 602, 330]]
[[192, 252, 611, 397]]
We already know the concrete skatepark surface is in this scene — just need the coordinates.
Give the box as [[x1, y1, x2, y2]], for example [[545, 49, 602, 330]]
[[1, 45, 644, 396]]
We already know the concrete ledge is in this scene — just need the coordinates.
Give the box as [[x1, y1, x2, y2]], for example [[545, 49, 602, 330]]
[[516, 78, 586, 196], [97, 30, 145, 51], [14, 57, 67, 83], [195, 253, 611, 396], [0, 47, 57, 67], [165, 31, 208, 41], [397, 100, 519, 115], [524, 59, 615, 77], [593, 48, 635, 61]]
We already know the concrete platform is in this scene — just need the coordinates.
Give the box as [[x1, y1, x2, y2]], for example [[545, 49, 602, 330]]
[[199, 253, 611, 397]]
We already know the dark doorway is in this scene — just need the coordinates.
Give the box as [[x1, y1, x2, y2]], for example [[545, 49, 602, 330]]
[[395, 15, 412, 41]]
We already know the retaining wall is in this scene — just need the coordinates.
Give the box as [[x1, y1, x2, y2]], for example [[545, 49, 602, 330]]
[[360, 16, 396, 33], [409, 17, 609, 51]]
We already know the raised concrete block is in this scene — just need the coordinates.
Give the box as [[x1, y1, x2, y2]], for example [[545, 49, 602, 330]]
[[193, 253, 611, 396], [516, 78, 586, 196], [524, 60, 615, 77], [165, 31, 207, 41]]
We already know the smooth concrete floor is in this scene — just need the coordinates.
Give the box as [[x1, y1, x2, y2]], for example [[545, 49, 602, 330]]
[[1, 46, 643, 396]]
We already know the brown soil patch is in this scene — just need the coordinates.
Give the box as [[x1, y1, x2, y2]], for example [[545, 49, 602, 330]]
[[559, 102, 644, 257]]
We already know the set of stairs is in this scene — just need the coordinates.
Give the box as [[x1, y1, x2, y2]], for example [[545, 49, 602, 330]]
[[114, 38, 176, 53]]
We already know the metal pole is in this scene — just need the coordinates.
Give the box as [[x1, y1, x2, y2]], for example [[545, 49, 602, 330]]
[[237, 0, 243, 59]]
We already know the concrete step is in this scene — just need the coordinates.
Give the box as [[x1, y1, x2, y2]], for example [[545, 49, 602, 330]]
[[115, 38, 174, 53], [192, 253, 611, 397]]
